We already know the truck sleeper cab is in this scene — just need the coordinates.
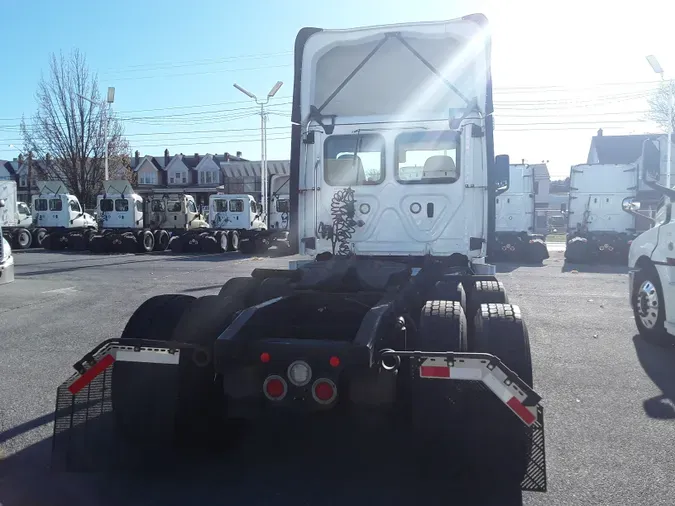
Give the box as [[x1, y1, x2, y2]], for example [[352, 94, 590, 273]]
[[31, 181, 97, 250]]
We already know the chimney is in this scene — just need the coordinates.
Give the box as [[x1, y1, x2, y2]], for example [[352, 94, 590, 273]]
[[236, 151, 242, 158], [597, 128, 603, 137], [135, 150, 140, 166], [164, 148, 170, 167], [521, 159, 525, 164], [225, 152, 230, 162], [194, 152, 200, 164]]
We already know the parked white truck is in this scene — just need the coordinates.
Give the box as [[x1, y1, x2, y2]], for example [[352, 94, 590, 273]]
[[627, 135, 675, 344], [88, 181, 210, 254], [207, 188, 290, 254], [489, 164, 549, 263], [0, 199, 15, 284], [564, 163, 640, 264], [0, 180, 35, 249], [31, 181, 97, 250]]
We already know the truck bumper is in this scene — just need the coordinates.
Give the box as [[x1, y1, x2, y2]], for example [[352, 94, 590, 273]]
[[0, 254, 15, 284]]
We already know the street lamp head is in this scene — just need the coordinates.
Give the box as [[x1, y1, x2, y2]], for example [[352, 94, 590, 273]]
[[646, 55, 664, 75], [233, 83, 257, 100], [107, 87, 115, 104], [267, 81, 283, 98]]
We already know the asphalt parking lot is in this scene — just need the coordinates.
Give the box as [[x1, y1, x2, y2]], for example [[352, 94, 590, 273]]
[[0, 247, 674, 506]]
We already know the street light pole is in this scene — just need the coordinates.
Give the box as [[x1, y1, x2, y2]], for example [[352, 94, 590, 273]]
[[647, 55, 672, 189], [233, 81, 283, 223], [76, 87, 115, 181]]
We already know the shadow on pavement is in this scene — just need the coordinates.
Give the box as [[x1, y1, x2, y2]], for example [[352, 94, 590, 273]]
[[561, 261, 629, 274], [0, 411, 526, 506], [633, 334, 675, 419]]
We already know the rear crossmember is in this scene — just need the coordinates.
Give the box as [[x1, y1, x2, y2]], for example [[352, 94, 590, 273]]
[[54, 339, 547, 493], [63, 339, 542, 428]]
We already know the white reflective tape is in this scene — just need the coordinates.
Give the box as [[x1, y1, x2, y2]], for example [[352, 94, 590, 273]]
[[482, 372, 512, 403], [448, 366, 483, 381], [113, 349, 180, 365]]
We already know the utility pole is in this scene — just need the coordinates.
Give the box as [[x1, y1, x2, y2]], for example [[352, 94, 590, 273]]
[[76, 87, 116, 181], [647, 55, 672, 189], [233, 81, 283, 223]]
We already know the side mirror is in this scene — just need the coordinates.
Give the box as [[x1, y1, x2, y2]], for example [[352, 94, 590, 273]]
[[494, 154, 510, 193], [622, 197, 641, 212]]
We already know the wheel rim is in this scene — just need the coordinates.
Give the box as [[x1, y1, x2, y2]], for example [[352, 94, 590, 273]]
[[637, 280, 660, 329], [19, 231, 30, 246]]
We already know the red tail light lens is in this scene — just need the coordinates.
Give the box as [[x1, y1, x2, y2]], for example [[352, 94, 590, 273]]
[[329, 356, 340, 367], [263, 375, 287, 401], [312, 378, 337, 404]]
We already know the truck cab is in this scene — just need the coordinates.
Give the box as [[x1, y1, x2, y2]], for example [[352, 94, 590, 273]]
[[0, 198, 15, 284], [269, 174, 290, 230], [97, 181, 144, 230], [32, 181, 96, 230], [148, 193, 207, 231], [208, 194, 265, 231], [628, 136, 675, 343], [292, 19, 506, 264]]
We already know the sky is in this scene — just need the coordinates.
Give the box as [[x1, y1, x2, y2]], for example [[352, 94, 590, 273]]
[[1, 0, 674, 179]]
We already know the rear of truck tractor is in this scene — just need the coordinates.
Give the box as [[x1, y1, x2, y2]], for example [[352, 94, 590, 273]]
[[52, 259, 546, 493]]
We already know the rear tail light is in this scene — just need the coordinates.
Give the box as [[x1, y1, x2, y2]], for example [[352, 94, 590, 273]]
[[287, 360, 312, 386], [312, 378, 337, 405], [263, 375, 287, 401]]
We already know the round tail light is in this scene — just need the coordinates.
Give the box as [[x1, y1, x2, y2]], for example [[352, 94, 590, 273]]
[[263, 375, 287, 401], [312, 378, 337, 405]]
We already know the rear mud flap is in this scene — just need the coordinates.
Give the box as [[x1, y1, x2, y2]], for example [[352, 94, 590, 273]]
[[51, 339, 207, 471], [397, 350, 547, 493]]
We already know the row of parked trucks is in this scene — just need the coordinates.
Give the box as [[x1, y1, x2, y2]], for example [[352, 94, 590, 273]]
[[0, 175, 291, 255]]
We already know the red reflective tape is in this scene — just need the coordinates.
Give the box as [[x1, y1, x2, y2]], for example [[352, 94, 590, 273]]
[[68, 354, 115, 395], [506, 396, 536, 425], [420, 365, 451, 378]]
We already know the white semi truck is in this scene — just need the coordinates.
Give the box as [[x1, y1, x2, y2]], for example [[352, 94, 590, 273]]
[[31, 181, 97, 250], [52, 15, 546, 495], [565, 163, 642, 264], [88, 181, 210, 254], [627, 135, 675, 345], [0, 180, 34, 249], [207, 178, 290, 254], [489, 164, 549, 263], [0, 199, 15, 285]]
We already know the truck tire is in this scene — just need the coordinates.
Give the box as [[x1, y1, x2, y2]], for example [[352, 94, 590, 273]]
[[138, 229, 155, 253], [169, 235, 184, 253], [467, 280, 508, 324], [153, 230, 170, 252], [112, 294, 197, 444], [407, 301, 468, 439], [632, 263, 671, 346], [13, 228, 32, 249], [526, 239, 549, 264], [33, 228, 47, 247], [218, 276, 261, 304], [471, 303, 533, 484], [66, 231, 87, 251], [88, 235, 104, 253], [238, 238, 256, 255], [215, 231, 228, 252], [565, 236, 587, 263], [228, 231, 240, 252], [433, 279, 467, 312], [253, 277, 292, 304], [198, 234, 220, 253]]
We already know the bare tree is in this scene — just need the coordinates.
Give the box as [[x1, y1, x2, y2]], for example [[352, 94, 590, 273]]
[[21, 49, 130, 207], [647, 80, 675, 132]]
